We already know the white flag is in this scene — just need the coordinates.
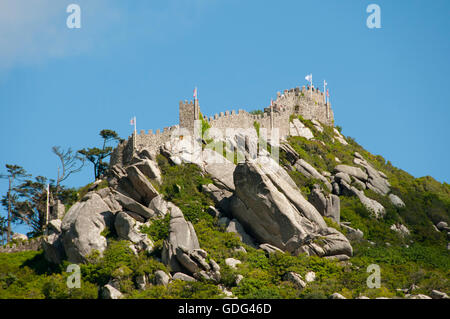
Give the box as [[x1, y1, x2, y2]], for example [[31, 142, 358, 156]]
[[305, 74, 312, 82]]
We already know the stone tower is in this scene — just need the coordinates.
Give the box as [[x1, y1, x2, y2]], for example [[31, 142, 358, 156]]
[[179, 99, 200, 134]]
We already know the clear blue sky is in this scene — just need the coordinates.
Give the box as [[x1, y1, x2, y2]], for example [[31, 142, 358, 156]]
[[0, 0, 449, 235]]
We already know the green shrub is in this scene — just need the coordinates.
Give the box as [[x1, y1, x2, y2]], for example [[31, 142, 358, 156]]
[[158, 162, 214, 223], [140, 213, 171, 253]]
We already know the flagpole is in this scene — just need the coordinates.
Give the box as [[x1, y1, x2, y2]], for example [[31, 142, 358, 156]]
[[46, 184, 49, 227], [133, 116, 137, 154]]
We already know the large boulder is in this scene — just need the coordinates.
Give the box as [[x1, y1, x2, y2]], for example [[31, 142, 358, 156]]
[[109, 165, 145, 203], [134, 159, 162, 185], [333, 128, 348, 145], [308, 185, 340, 223], [43, 224, 66, 265], [125, 165, 159, 206], [114, 212, 154, 253], [174, 246, 221, 281], [173, 272, 196, 282], [283, 271, 306, 289], [61, 193, 115, 264], [290, 119, 314, 140], [334, 165, 368, 182], [160, 138, 236, 193], [330, 292, 347, 299], [259, 243, 284, 256], [340, 224, 364, 241], [295, 159, 332, 191], [101, 284, 123, 299], [201, 183, 233, 213], [154, 270, 171, 286], [334, 172, 351, 185], [390, 224, 410, 237], [161, 202, 220, 281], [430, 290, 449, 299], [338, 180, 385, 218], [226, 219, 257, 247], [353, 157, 390, 196], [231, 157, 352, 258], [353, 188, 385, 218], [111, 190, 157, 220], [201, 149, 236, 192], [96, 187, 123, 213], [225, 258, 241, 269], [279, 141, 300, 165], [162, 203, 200, 272], [148, 195, 169, 217], [389, 194, 405, 208], [436, 221, 448, 231]]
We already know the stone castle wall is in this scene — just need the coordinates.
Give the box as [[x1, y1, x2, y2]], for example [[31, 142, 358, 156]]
[[110, 86, 334, 167], [201, 85, 333, 137], [0, 237, 43, 253], [110, 124, 179, 166]]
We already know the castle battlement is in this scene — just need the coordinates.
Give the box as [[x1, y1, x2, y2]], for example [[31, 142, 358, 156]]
[[110, 86, 335, 166]]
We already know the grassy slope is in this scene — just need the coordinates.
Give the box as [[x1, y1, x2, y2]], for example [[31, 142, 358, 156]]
[[0, 118, 448, 299]]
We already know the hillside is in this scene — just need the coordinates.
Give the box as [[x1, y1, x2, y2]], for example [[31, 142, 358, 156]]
[[1, 115, 449, 300]]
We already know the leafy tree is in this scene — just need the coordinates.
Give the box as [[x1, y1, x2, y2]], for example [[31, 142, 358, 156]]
[[3, 176, 49, 237], [0, 165, 30, 243], [78, 129, 121, 181]]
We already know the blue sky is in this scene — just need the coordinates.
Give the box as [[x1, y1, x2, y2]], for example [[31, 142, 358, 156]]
[[0, 0, 449, 235]]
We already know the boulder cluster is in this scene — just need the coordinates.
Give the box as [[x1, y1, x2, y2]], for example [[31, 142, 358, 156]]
[[43, 118, 411, 298], [160, 133, 353, 261]]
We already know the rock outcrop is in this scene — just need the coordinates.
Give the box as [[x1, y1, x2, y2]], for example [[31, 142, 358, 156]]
[[101, 284, 123, 299], [231, 157, 352, 258], [390, 224, 410, 237], [334, 178, 386, 218], [389, 194, 405, 208], [333, 128, 348, 145], [225, 219, 257, 247], [43, 220, 66, 264], [295, 159, 332, 191], [308, 185, 340, 223], [161, 202, 220, 281], [61, 192, 114, 264], [114, 212, 154, 253], [154, 270, 171, 286], [283, 271, 306, 289], [162, 203, 200, 272], [290, 118, 314, 140]]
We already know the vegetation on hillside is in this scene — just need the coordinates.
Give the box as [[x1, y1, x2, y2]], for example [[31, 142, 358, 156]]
[[0, 120, 448, 299]]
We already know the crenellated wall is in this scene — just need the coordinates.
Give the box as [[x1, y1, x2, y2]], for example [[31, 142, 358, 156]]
[[0, 237, 43, 253], [110, 124, 180, 166], [110, 86, 334, 166]]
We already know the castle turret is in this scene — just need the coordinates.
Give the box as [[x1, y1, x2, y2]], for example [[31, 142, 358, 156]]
[[179, 99, 200, 134]]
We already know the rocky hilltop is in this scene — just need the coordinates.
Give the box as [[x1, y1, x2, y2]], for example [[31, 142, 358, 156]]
[[1, 113, 449, 300], [33, 114, 449, 299]]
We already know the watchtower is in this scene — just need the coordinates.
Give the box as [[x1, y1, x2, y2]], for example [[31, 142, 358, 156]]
[[179, 99, 200, 134]]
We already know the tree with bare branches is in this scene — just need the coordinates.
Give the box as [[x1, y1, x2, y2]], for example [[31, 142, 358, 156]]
[[52, 146, 85, 194]]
